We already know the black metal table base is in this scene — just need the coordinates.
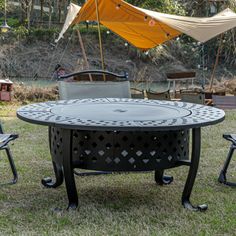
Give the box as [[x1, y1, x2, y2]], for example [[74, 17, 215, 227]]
[[73, 169, 112, 176], [41, 162, 64, 188], [181, 128, 207, 211], [16, 98, 225, 211], [155, 170, 173, 185], [40, 127, 207, 211]]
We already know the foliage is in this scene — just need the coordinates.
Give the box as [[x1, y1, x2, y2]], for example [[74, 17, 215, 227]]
[[0, 17, 20, 27], [1, 0, 236, 69], [127, 0, 186, 15], [10, 26, 59, 41], [74, 24, 107, 35], [13, 25, 29, 38], [29, 27, 59, 40], [0, 0, 3, 11], [74, 0, 86, 5]]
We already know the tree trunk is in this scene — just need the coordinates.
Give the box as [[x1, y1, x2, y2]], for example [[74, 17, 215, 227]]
[[58, 0, 62, 23], [48, 0, 52, 28], [40, 0, 44, 23], [20, 1, 27, 23], [27, 1, 32, 29], [209, 34, 224, 92]]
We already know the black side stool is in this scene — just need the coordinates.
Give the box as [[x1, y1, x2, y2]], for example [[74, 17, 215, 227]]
[[218, 134, 236, 186], [0, 133, 18, 184]]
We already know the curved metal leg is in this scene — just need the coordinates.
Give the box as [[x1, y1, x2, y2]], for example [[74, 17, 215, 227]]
[[155, 170, 173, 185], [182, 128, 207, 211], [41, 161, 64, 188], [42, 127, 64, 188], [5, 147, 18, 184], [62, 129, 78, 210], [218, 146, 236, 187]]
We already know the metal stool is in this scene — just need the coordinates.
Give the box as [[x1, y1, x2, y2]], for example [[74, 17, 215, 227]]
[[0, 133, 18, 184], [218, 134, 236, 186]]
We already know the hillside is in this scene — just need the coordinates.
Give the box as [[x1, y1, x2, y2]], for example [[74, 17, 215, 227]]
[[0, 29, 236, 96], [0, 31, 198, 82]]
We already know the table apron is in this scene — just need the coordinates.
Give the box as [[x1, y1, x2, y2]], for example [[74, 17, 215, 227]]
[[49, 127, 190, 171]]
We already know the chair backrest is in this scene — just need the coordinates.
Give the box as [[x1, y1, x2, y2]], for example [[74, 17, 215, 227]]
[[146, 90, 170, 100], [212, 95, 236, 109], [181, 93, 205, 104], [59, 70, 129, 82], [59, 81, 131, 99], [58, 70, 131, 99], [130, 88, 144, 99]]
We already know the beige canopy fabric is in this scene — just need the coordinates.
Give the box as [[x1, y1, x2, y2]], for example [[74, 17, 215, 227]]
[[56, 1, 236, 50], [55, 3, 81, 43]]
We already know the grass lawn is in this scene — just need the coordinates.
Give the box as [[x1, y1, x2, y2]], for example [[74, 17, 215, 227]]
[[0, 104, 236, 235]]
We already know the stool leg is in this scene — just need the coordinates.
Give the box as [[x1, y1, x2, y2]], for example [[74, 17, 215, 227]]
[[5, 146, 18, 184], [218, 145, 236, 187]]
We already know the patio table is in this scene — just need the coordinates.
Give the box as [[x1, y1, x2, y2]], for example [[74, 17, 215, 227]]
[[17, 98, 225, 211]]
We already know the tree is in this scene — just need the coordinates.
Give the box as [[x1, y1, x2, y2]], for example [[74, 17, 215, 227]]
[[20, 0, 33, 28], [40, 0, 44, 22], [0, 0, 4, 11], [126, 0, 185, 15]]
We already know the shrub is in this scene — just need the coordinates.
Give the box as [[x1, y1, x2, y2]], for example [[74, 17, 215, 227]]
[[13, 84, 58, 103]]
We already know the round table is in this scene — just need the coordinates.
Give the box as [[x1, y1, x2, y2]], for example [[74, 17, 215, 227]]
[[17, 98, 225, 211]]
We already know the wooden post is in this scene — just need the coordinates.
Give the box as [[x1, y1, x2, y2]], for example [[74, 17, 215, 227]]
[[77, 30, 93, 81], [209, 34, 223, 92], [94, 0, 106, 81]]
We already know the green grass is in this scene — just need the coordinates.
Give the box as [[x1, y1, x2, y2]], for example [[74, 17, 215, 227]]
[[0, 106, 236, 235]]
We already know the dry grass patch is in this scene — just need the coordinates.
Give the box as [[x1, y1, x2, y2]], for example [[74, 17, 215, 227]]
[[12, 84, 58, 103]]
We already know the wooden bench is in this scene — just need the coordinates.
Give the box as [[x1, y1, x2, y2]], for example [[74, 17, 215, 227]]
[[166, 71, 196, 97], [212, 95, 236, 109]]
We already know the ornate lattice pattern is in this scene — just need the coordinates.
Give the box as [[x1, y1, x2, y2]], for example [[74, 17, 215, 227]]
[[50, 127, 189, 171], [17, 98, 225, 130]]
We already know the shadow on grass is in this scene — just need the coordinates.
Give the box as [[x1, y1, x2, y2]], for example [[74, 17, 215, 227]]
[[2, 176, 182, 213]]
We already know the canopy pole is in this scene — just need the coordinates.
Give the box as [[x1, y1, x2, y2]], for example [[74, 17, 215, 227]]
[[94, 0, 106, 81], [77, 29, 93, 81], [209, 34, 223, 92]]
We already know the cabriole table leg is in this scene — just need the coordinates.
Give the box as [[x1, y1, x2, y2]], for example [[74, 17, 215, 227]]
[[182, 128, 207, 211], [62, 129, 78, 210], [42, 127, 64, 188], [155, 170, 173, 185], [41, 161, 64, 188]]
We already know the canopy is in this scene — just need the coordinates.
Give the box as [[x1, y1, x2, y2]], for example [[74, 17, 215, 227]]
[[56, 1, 236, 50]]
